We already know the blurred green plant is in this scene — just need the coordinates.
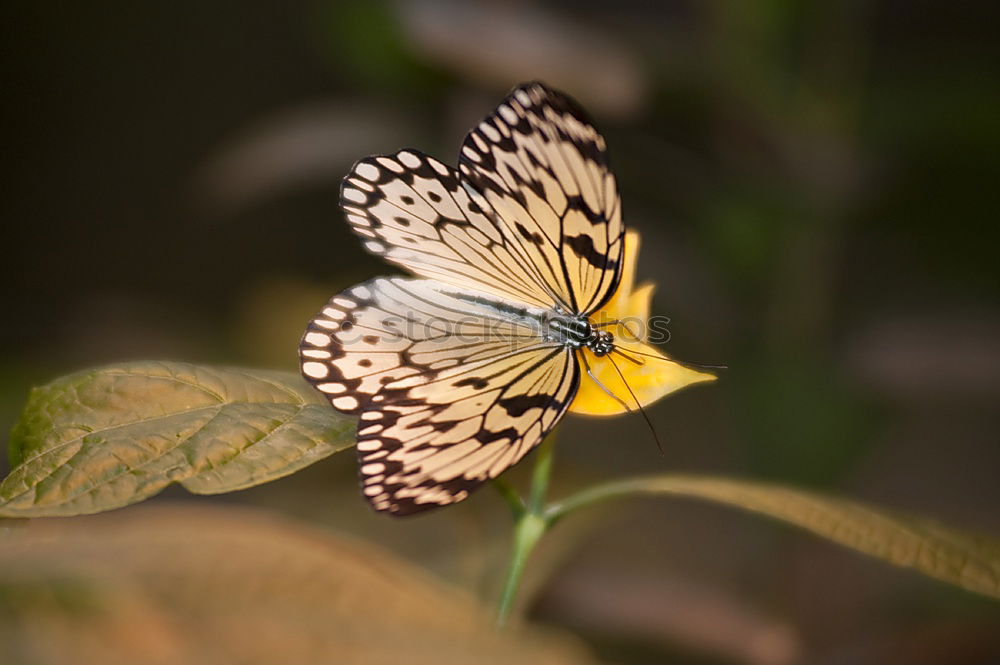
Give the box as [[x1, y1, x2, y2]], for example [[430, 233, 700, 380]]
[[310, 0, 445, 97], [2, 360, 997, 631]]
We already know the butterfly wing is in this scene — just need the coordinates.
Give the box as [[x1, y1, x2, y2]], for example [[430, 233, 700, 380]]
[[340, 150, 566, 310], [300, 277, 579, 514], [306, 82, 624, 514], [459, 81, 625, 316]]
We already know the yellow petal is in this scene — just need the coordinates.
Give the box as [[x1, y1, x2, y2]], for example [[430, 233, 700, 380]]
[[570, 344, 717, 416], [569, 229, 717, 416], [624, 283, 655, 334], [594, 230, 641, 319]]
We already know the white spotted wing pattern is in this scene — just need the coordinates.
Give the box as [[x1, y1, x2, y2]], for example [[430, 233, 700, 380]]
[[301, 82, 623, 515]]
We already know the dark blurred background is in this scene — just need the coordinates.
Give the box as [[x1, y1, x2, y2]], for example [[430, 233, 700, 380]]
[[3, 1, 999, 663]]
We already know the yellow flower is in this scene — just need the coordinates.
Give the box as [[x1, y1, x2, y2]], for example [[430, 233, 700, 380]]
[[570, 231, 717, 416]]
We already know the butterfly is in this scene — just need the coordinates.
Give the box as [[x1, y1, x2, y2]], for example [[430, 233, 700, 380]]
[[301, 82, 630, 515]]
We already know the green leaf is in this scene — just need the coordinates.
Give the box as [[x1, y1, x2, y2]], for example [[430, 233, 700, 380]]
[[1, 361, 354, 518], [547, 474, 1000, 600], [0, 504, 598, 665]]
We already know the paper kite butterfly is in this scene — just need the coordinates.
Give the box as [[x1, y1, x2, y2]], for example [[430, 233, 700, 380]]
[[300, 82, 629, 515]]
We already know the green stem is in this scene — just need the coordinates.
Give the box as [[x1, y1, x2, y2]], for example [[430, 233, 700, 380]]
[[494, 511, 546, 627], [496, 478, 650, 622], [491, 477, 525, 518], [494, 436, 557, 627], [545, 476, 668, 525], [527, 436, 556, 514]]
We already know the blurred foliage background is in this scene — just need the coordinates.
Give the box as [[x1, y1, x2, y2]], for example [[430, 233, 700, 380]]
[[2, 1, 999, 663]]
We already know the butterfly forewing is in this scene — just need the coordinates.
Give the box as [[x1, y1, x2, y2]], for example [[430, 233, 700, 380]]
[[459, 82, 624, 315], [340, 150, 561, 309]]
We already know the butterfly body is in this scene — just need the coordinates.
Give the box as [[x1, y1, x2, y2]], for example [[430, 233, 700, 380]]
[[301, 82, 628, 515], [450, 289, 610, 353], [585, 329, 615, 356]]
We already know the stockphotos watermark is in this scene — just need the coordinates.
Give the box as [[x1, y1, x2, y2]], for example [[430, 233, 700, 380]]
[[338, 312, 671, 349]]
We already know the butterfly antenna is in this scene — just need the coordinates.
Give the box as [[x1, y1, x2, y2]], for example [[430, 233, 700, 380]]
[[578, 350, 633, 413], [612, 347, 645, 366], [591, 319, 643, 340], [615, 345, 728, 371], [607, 352, 665, 457]]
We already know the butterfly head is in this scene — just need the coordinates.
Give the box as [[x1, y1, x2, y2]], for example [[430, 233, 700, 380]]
[[586, 329, 615, 357]]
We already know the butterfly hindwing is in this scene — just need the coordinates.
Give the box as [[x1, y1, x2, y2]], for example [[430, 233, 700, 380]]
[[459, 81, 625, 315], [300, 276, 579, 514], [358, 337, 578, 515]]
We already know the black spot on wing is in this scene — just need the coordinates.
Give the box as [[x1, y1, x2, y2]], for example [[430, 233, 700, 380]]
[[453, 376, 489, 390], [566, 194, 605, 224], [515, 222, 544, 245], [475, 426, 521, 444], [498, 393, 555, 417], [565, 233, 611, 269]]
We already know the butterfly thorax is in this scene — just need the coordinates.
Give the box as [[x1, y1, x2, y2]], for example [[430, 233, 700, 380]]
[[546, 315, 614, 356]]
